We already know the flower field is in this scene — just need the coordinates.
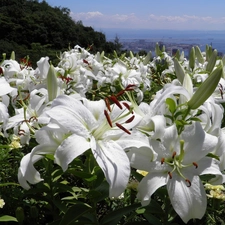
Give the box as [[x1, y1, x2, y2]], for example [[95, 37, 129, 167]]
[[0, 44, 225, 224]]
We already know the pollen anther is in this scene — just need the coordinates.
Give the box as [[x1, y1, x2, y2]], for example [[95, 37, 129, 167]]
[[115, 123, 131, 134], [193, 162, 198, 168], [185, 179, 191, 187], [168, 171, 172, 179], [104, 110, 112, 127], [109, 95, 123, 109], [125, 115, 135, 123]]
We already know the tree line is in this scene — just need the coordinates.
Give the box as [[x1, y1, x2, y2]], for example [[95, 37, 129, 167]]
[[0, 0, 121, 64]]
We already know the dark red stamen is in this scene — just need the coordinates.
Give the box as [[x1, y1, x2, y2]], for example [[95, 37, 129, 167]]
[[125, 84, 136, 90], [83, 59, 89, 64], [109, 95, 123, 109], [161, 158, 165, 164], [122, 102, 130, 110], [185, 179, 191, 187], [125, 115, 135, 123], [104, 98, 111, 112], [122, 102, 134, 114], [104, 110, 112, 127], [193, 162, 198, 168], [168, 171, 172, 179], [115, 90, 125, 97], [115, 123, 131, 134], [172, 151, 176, 159]]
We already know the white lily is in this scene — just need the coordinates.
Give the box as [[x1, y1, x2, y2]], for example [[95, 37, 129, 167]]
[[40, 94, 152, 198], [128, 122, 222, 223]]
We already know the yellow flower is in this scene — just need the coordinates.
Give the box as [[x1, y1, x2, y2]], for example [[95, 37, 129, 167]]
[[0, 199, 5, 208], [9, 135, 22, 150], [205, 183, 225, 200]]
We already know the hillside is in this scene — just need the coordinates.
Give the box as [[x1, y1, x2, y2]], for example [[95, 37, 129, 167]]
[[0, 0, 118, 64]]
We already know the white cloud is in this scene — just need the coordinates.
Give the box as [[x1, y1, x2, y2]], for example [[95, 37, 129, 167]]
[[70, 11, 225, 30]]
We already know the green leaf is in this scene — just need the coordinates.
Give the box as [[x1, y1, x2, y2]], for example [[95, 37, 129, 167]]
[[0, 182, 20, 187], [100, 203, 140, 225], [0, 215, 18, 222], [206, 153, 220, 161], [59, 203, 92, 225], [166, 98, 176, 114]]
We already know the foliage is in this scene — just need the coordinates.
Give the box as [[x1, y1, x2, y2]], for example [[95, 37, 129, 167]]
[[0, 0, 121, 64]]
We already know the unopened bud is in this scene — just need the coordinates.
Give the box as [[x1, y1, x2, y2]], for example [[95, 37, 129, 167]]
[[188, 65, 223, 109], [47, 64, 58, 101]]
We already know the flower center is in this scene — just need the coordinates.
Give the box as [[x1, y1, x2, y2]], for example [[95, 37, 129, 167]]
[[161, 140, 198, 187], [91, 92, 135, 140]]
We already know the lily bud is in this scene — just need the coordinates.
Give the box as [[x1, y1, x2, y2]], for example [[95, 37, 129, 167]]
[[155, 43, 161, 56], [143, 51, 152, 65], [47, 64, 58, 101], [10, 51, 15, 60], [174, 58, 185, 84], [129, 51, 134, 58], [189, 47, 195, 71], [206, 44, 213, 61], [206, 49, 217, 73], [174, 49, 180, 60], [188, 64, 223, 109], [194, 46, 204, 64], [15, 207, 25, 223], [0, 53, 6, 65]]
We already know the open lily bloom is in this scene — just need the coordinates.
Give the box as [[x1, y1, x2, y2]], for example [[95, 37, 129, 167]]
[[128, 121, 222, 223], [19, 94, 153, 198]]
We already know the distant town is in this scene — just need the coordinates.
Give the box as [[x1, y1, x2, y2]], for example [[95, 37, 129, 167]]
[[116, 39, 224, 57]]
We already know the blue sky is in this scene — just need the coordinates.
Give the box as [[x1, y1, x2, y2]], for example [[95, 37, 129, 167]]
[[45, 0, 225, 30]]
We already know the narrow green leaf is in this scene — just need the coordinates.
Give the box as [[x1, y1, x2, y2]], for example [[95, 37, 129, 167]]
[[59, 203, 92, 225], [100, 203, 140, 225], [0, 182, 20, 187], [0, 215, 18, 222]]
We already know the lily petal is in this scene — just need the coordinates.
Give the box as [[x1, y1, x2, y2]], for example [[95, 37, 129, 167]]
[[92, 139, 130, 198], [167, 173, 206, 223], [55, 133, 90, 171], [137, 172, 167, 206]]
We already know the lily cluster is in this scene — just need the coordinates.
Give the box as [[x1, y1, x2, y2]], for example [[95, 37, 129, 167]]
[[1, 44, 225, 223]]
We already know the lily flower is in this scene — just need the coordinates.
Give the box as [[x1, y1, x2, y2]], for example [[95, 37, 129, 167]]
[[128, 122, 222, 223], [20, 94, 152, 198]]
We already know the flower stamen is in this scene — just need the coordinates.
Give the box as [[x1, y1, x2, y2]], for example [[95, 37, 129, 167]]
[[185, 179, 191, 187], [109, 95, 123, 109], [104, 98, 111, 112], [125, 115, 135, 123], [104, 110, 112, 127], [168, 171, 172, 179], [193, 162, 198, 168], [115, 123, 131, 134]]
